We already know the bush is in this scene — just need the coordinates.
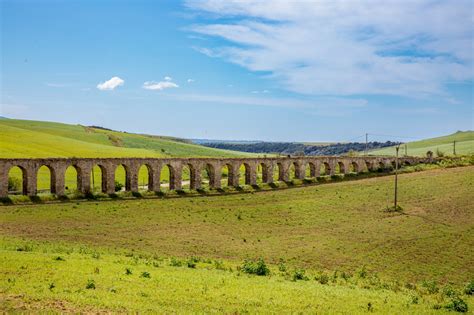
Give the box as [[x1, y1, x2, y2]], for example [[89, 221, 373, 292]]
[[315, 273, 329, 284], [125, 268, 132, 275], [8, 177, 21, 191], [186, 259, 196, 269], [464, 280, 474, 295], [421, 280, 439, 294], [445, 297, 468, 313], [436, 148, 445, 157], [240, 258, 270, 276], [169, 257, 182, 267], [86, 279, 96, 289], [114, 181, 123, 192], [292, 269, 309, 281], [140, 271, 151, 278]]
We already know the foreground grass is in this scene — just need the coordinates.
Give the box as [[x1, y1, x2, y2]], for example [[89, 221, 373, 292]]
[[2, 167, 473, 283], [2, 240, 471, 313]]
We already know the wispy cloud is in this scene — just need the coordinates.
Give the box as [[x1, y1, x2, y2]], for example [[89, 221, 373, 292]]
[[97, 76, 124, 91], [161, 92, 367, 116], [187, 78, 195, 83], [186, 0, 473, 98], [45, 82, 69, 88], [143, 77, 179, 91]]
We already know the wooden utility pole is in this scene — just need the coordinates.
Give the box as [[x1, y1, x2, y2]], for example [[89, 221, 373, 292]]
[[394, 144, 400, 209], [404, 144, 407, 156], [453, 141, 456, 155], [365, 133, 368, 156]]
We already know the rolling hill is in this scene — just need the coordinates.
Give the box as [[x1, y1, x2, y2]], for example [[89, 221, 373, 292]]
[[0, 118, 253, 158], [369, 131, 474, 157]]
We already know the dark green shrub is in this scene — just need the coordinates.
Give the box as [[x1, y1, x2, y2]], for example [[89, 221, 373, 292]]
[[54, 256, 65, 261], [169, 257, 182, 267], [125, 268, 132, 275], [292, 269, 309, 281], [86, 279, 96, 289], [132, 191, 142, 198], [421, 280, 439, 294], [140, 271, 151, 278], [464, 280, 474, 295], [315, 273, 329, 284], [186, 259, 196, 269], [241, 258, 270, 276], [114, 181, 123, 192], [278, 259, 287, 272], [442, 285, 458, 298], [445, 297, 468, 313], [8, 177, 21, 191]]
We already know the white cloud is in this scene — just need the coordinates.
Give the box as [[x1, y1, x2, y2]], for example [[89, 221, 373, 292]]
[[164, 76, 173, 81], [143, 80, 179, 91], [162, 93, 367, 116], [187, 78, 195, 83], [97, 76, 124, 91], [186, 0, 473, 97]]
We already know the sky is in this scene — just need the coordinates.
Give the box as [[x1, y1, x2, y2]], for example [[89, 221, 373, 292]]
[[1, 0, 473, 142]]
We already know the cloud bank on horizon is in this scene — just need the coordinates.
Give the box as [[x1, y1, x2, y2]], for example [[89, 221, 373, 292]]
[[186, 0, 473, 98]]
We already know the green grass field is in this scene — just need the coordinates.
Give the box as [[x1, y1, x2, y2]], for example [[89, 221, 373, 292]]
[[0, 118, 254, 158], [370, 131, 474, 157], [2, 167, 473, 312]]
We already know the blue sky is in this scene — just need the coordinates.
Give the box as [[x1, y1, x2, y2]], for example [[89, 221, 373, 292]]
[[1, 0, 473, 142]]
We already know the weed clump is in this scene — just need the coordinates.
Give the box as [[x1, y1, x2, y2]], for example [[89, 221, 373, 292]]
[[140, 271, 151, 278], [169, 257, 182, 267], [315, 273, 329, 285], [125, 268, 133, 275], [240, 258, 270, 276], [86, 279, 96, 289], [292, 269, 309, 281], [445, 297, 468, 313], [54, 256, 65, 261], [421, 280, 439, 294], [464, 280, 474, 295]]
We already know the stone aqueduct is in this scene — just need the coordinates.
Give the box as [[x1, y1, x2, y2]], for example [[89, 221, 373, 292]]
[[0, 156, 431, 198]]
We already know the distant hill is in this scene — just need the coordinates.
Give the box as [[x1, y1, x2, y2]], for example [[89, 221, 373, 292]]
[[0, 119, 254, 158], [199, 141, 398, 156], [369, 131, 474, 156]]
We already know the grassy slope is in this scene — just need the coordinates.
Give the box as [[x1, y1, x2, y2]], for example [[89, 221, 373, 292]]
[[0, 119, 255, 190], [1, 167, 473, 312], [0, 119, 253, 158], [370, 131, 474, 156]]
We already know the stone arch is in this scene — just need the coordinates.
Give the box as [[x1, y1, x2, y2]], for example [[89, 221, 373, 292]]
[[201, 163, 216, 188], [350, 161, 359, 173], [240, 162, 256, 186], [91, 164, 107, 193], [307, 161, 317, 178], [320, 162, 331, 176], [183, 163, 199, 190], [259, 162, 272, 184], [221, 163, 238, 187], [336, 161, 345, 174], [274, 162, 289, 182], [64, 164, 81, 193], [37, 165, 56, 194], [161, 164, 178, 190], [7, 165, 27, 195], [114, 164, 130, 192], [138, 164, 153, 191]]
